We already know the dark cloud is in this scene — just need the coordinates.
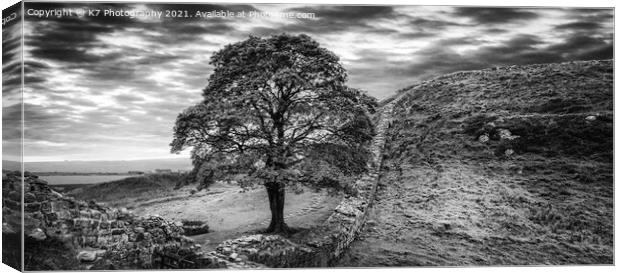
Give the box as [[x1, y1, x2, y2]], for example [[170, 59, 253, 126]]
[[2, 104, 22, 140], [397, 16, 465, 39], [559, 9, 613, 32], [2, 31, 20, 64], [474, 35, 563, 65], [397, 31, 437, 39], [26, 18, 117, 63], [22, 61, 50, 87], [24, 2, 159, 65], [548, 35, 609, 52], [23, 103, 74, 127], [24, 75, 47, 85], [485, 28, 509, 34], [45, 94, 99, 107], [261, 5, 398, 35], [148, 21, 239, 44], [400, 47, 483, 80], [84, 64, 137, 81], [288, 5, 395, 21], [409, 17, 465, 29], [564, 8, 614, 18], [163, 23, 234, 35], [548, 35, 612, 60], [574, 44, 613, 60], [481, 34, 544, 56], [23, 61, 50, 74], [567, 8, 611, 13], [437, 37, 487, 46], [12, 4, 614, 161], [394, 29, 613, 86], [555, 21, 602, 31], [2, 18, 22, 99], [2, 60, 22, 91], [453, 7, 539, 23], [2, 75, 21, 90]]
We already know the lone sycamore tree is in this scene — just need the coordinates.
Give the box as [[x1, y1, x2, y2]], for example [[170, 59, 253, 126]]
[[171, 34, 376, 233]]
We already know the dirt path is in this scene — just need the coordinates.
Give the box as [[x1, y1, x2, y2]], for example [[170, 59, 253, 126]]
[[131, 182, 341, 250]]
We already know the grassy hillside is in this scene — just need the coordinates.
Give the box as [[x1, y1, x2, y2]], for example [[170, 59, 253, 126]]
[[67, 173, 189, 208], [339, 60, 613, 266]]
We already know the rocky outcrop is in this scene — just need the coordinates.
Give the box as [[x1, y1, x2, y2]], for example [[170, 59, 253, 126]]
[[180, 220, 210, 236]]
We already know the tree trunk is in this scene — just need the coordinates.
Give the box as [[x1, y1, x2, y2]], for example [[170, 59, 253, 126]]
[[265, 183, 288, 233]]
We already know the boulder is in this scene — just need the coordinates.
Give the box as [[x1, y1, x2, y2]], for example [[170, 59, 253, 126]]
[[28, 228, 47, 241], [77, 250, 97, 262]]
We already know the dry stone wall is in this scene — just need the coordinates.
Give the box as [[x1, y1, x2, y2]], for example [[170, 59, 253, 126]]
[[1, 171, 237, 270], [2, 172, 22, 270]]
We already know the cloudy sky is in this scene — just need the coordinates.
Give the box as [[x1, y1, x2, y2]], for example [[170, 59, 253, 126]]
[[1, 2, 613, 162]]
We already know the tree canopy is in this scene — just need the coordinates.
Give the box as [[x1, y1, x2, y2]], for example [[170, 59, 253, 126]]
[[170, 33, 376, 232]]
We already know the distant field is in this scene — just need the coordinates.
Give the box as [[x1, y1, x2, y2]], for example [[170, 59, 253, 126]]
[[2, 158, 192, 173], [39, 175, 137, 185], [67, 173, 188, 207]]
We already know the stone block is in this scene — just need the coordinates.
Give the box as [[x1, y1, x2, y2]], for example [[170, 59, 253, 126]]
[[59, 221, 72, 232], [27, 228, 47, 241], [24, 192, 36, 203], [111, 229, 125, 235], [45, 212, 58, 222], [77, 200, 88, 209], [35, 192, 48, 202], [30, 211, 45, 219], [25, 202, 42, 212], [100, 221, 110, 229], [91, 210, 102, 219], [100, 213, 109, 222], [84, 235, 97, 245], [98, 229, 111, 236], [57, 233, 74, 243], [69, 209, 80, 218], [79, 210, 90, 218], [4, 199, 20, 210], [77, 250, 97, 262], [75, 218, 91, 228], [41, 201, 52, 212], [56, 209, 72, 220]]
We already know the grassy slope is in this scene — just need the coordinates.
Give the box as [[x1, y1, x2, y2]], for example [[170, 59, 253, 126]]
[[66, 173, 189, 208], [338, 60, 613, 266]]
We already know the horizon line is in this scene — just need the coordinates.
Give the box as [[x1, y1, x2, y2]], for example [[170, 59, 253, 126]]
[[4, 156, 192, 163]]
